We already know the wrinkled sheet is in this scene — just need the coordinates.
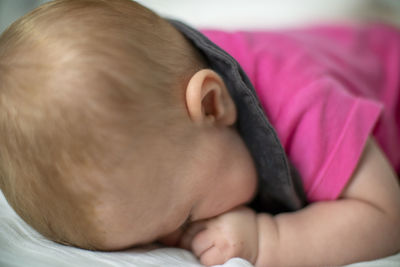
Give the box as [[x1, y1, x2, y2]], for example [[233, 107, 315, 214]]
[[2, 191, 400, 267], [0, 190, 254, 267]]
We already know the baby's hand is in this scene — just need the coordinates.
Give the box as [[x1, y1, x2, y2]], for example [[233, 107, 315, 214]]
[[179, 206, 259, 266]]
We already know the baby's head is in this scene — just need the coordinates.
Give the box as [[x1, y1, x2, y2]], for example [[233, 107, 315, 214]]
[[0, 0, 257, 250]]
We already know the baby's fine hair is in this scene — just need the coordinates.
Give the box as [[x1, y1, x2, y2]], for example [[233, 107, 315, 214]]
[[0, 0, 206, 248]]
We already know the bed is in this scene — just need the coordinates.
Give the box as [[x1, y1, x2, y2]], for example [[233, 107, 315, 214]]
[[1, 1, 400, 266], [1, 190, 400, 267]]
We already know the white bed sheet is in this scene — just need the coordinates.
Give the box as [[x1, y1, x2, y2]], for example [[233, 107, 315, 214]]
[[1, 190, 400, 267], [0, 190, 254, 267], [1, 1, 400, 267]]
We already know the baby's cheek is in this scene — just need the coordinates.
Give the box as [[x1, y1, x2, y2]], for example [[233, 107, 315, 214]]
[[246, 174, 258, 202], [230, 174, 258, 209]]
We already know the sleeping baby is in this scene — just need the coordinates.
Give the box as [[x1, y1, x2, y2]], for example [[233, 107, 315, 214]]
[[0, 0, 399, 266]]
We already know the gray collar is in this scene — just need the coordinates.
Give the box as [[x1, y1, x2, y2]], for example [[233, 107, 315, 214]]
[[169, 20, 306, 213]]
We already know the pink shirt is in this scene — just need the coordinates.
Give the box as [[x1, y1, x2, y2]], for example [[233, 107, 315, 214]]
[[202, 24, 400, 202]]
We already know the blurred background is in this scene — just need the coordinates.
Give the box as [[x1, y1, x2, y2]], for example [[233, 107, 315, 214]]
[[1, 0, 400, 34], [0, 0, 51, 33]]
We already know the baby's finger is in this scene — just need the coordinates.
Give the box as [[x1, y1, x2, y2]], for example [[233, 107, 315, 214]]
[[191, 228, 215, 258], [179, 221, 207, 250], [199, 245, 227, 267]]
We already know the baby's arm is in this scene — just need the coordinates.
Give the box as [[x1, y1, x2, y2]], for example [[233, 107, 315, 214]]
[[256, 137, 400, 266], [181, 137, 400, 266]]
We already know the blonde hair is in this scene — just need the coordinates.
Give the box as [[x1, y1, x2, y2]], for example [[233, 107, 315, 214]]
[[0, 0, 206, 249]]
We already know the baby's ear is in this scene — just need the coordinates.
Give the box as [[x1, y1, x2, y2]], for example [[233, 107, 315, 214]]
[[185, 69, 236, 126]]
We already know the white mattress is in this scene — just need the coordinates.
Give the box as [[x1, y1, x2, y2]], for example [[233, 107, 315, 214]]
[[1, 1, 400, 266]]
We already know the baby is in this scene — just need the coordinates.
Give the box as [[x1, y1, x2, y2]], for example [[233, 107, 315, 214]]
[[0, 0, 400, 266]]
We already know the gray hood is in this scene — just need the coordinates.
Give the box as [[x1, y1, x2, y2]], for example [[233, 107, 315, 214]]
[[169, 20, 306, 213]]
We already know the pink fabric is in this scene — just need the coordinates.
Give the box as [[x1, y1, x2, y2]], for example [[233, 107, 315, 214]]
[[201, 24, 400, 202]]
